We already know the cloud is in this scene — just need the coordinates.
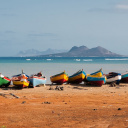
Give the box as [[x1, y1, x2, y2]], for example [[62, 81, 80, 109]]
[[0, 40, 10, 44], [88, 8, 112, 13], [88, 5, 128, 14], [28, 33, 56, 37], [88, 7, 120, 14], [5, 31, 15, 34], [1, 13, 16, 17], [115, 4, 128, 10]]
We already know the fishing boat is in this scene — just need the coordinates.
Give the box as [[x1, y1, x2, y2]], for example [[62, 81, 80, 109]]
[[84, 68, 103, 81], [86, 76, 106, 86], [86, 69, 106, 86], [28, 72, 46, 87], [12, 71, 29, 88], [0, 73, 11, 87], [105, 72, 121, 85], [68, 69, 86, 84], [50, 71, 68, 84], [120, 72, 128, 83]]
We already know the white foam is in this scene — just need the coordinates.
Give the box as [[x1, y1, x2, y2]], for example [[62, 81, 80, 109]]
[[75, 59, 80, 61], [83, 59, 93, 61], [26, 59, 31, 61], [105, 58, 128, 61]]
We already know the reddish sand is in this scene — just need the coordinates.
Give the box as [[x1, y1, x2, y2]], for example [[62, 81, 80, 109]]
[[0, 84, 128, 128]]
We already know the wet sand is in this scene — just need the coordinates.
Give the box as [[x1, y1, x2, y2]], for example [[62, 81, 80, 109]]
[[0, 84, 128, 128]]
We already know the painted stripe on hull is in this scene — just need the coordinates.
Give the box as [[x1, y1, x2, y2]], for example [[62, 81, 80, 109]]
[[52, 79, 67, 84], [13, 81, 29, 88], [86, 76, 106, 86], [121, 77, 128, 83], [88, 80, 104, 87], [4, 77, 11, 82], [0, 77, 11, 86], [106, 75, 121, 83], [68, 78, 84, 84]]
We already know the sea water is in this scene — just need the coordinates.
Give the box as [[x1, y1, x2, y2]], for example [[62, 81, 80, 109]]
[[0, 57, 128, 84]]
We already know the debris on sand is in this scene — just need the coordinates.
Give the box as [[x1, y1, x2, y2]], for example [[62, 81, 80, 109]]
[[118, 108, 122, 110], [55, 86, 64, 91], [0, 93, 8, 98], [21, 101, 26, 104], [43, 102, 51, 104], [49, 86, 54, 90]]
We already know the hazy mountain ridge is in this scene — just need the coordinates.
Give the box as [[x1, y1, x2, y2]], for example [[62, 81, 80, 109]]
[[39, 46, 123, 57], [16, 49, 68, 57]]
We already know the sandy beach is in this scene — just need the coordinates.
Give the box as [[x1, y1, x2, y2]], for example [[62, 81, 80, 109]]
[[0, 84, 128, 128]]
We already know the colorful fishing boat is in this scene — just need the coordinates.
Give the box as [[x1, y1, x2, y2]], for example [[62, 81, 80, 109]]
[[50, 71, 68, 84], [0, 73, 11, 87], [120, 72, 128, 83], [12, 71, 29, 88], [86, 69, 106, 86], [105, 72, 121, 85], [28, 72, 46, 87], [68, 69, 86, 84], [86, 76, 106, 87]]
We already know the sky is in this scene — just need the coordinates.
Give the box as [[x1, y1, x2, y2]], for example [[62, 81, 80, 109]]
[[0, 0, 128, 56]]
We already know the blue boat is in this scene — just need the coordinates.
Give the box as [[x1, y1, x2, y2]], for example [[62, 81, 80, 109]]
[[86, 76, 106, 87], [28, 72, 46, 87], [86, 69, 106, 86]]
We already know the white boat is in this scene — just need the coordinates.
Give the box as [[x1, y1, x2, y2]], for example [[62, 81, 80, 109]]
[[106, 72, 121, 85]]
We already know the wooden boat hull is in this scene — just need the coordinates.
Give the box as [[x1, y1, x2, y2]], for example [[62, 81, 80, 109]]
[[50, 72, 68, 84], [106, 72, 121, 84], [28, 76, 46, 87], [121, 72, 128, 83], [89, 69, 103, 77], [68, 70, 86, 84], [0, 76, 11, 87], [13, 80, 29, 88], [86, 76, 106, 87]]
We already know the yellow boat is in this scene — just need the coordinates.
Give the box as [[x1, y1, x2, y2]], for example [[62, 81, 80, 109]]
[[12, 71, 29, 88], [50, 71, 68, 84], [88, 68, 103, 77], [68, 70, 86, 84], [13, 80, 29, 88]]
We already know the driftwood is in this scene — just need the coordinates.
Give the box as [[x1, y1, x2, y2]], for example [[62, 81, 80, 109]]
[[9, 93, 20, 98], [0, 92, 20, 99], [0, 93, 8, 98]]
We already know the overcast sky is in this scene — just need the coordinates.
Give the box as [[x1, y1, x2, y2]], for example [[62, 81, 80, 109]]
[[0, 0, 128, 56]]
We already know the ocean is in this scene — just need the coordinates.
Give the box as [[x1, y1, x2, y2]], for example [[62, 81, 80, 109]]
[[0, 57, 128, 84]]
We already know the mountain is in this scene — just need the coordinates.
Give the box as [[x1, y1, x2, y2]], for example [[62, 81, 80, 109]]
[[16, 49, 68, 57], [39, 46, 122, 57]]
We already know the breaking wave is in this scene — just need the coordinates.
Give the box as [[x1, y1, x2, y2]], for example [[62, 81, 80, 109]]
[[83, 59, 93, 61], [105, 58, 128, 61]]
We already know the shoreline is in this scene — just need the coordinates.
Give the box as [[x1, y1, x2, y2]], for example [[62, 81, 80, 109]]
[[0, 83, 128, 128]]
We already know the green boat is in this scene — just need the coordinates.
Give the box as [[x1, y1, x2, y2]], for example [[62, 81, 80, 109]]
[[0, 73, 11, 87]]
